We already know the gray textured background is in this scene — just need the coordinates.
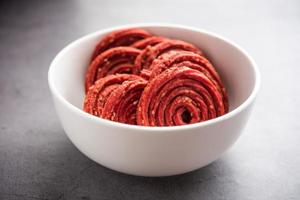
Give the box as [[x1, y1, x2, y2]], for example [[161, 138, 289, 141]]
[[0, 0, 300, 199]]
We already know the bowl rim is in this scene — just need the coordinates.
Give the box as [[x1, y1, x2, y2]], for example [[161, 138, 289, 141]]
[[48, 23, 261, 132]]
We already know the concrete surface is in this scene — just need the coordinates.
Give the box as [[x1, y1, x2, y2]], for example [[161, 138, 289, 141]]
[[0, 0, 300, 199]]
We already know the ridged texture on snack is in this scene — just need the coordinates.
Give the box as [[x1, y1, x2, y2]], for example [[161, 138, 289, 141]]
[[136, 66, 226, 126], [83, 28, 229, 126], [101, 79, 148, 125], [91, 28, 151, 60], [84, 74, 142, 116], [85, 47, 141, 92], [147, 50, 228, 111], [131, 36, 166, 49], [135, 39, 203, 72]]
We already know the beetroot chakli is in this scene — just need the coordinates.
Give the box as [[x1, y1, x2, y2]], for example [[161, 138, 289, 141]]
[[84, 28, 229, 126]]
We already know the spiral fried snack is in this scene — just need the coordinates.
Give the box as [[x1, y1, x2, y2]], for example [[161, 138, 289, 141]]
[[91, 28, 151, 60], [136, 66, 227, 126], [135, 39, 203, 72], [85, 47, 141, 92], [84, 28, 229, 126], [84, 74, 142, 117], [147, 50, 228, 111], [101, 79, 148, 125]]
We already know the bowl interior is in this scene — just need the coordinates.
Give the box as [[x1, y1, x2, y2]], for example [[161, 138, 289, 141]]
[[49, 25, 257, 117]]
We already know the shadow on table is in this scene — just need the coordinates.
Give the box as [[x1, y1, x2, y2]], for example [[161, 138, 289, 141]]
[[13, 119, 238, 200], [47, 145, 238, 200]]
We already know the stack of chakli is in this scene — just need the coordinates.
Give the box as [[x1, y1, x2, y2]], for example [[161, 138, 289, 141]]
[[84, 28, 228, 126]]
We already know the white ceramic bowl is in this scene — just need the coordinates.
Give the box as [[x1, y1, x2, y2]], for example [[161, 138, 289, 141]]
[[48, 24, 260, 176]]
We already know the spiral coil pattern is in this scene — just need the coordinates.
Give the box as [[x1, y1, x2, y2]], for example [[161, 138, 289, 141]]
[[84, 28, 229, 126]]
